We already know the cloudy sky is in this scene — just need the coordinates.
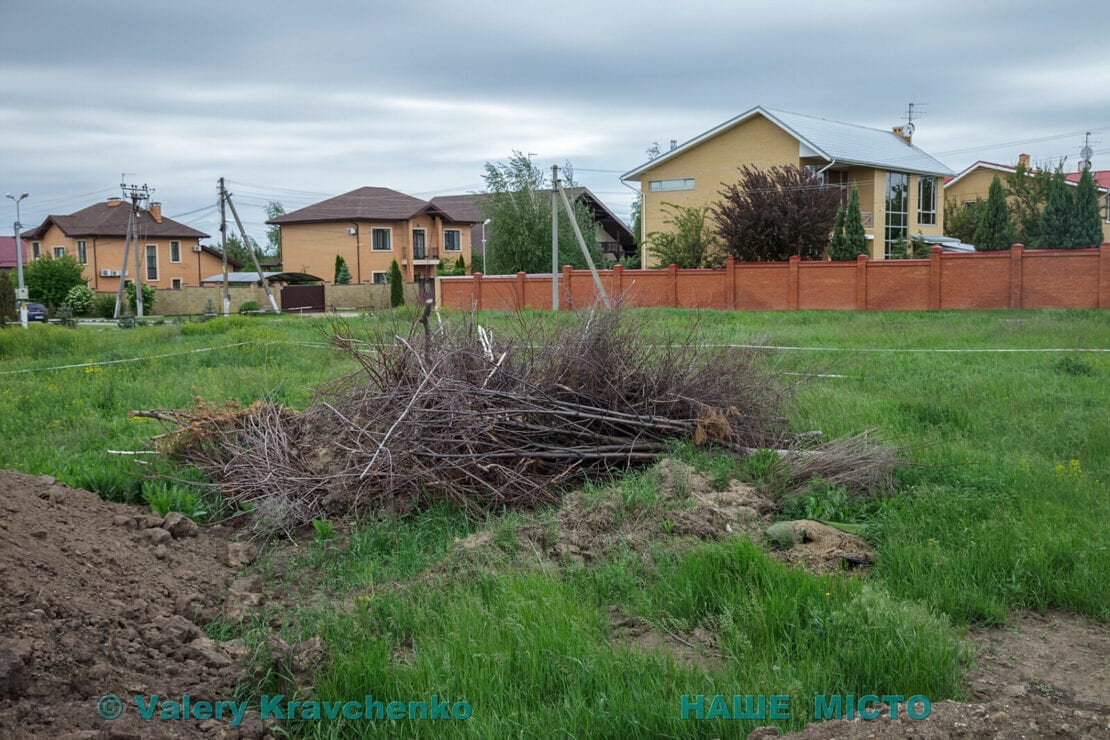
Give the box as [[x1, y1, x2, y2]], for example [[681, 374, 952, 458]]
[[2, 0, 1108, 242]]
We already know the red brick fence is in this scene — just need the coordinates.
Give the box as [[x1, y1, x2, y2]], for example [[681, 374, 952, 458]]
[[439, 244, 1110, 311]]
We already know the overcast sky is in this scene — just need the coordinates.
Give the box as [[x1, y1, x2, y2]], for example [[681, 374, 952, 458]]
[[3, 0, 1108, 242]]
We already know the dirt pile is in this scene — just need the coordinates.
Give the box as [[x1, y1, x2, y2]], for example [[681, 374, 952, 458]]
[[0, 471, 268, 739]]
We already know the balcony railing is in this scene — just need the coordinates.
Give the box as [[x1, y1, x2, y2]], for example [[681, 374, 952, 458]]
[[411, 247, 440, 262]]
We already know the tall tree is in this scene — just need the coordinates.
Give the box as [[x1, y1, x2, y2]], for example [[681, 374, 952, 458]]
[[1005, 160, 1056, 248], [1041, 168, 1076, 249], [1073, 167, 1104, 249], [389, 260, 404, 307], [334, 255, 352, 284], [481, 151, 603, 274], [844, 186, 869, 259], [713, 165, 841, 262], [646, 202, 722, 268], [973, 175, 1013, 251], [223, 233, 262, 267], [265, 201, 285, 257], [827, 204, 848, 260], [944, 197, 984, 244]]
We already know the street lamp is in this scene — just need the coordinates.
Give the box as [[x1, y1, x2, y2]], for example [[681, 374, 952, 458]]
[[5, 192, 29, 329], [481, 218, 491, 274]]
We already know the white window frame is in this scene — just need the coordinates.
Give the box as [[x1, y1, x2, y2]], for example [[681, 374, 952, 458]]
[[371, 271, 388, 284], [171, 278, 183, 290], [77, 240, 88, 264], [170, 240, 181, 263], [443, 229, 461, 251], [917, 177, 937, 226], [371, 227, 392, 251], [53, 246, 65, 259], [145, 244, 159, 282], [648, 178, 695, 192]]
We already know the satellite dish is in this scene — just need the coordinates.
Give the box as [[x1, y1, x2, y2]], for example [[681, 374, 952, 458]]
[[904, 122, 915, 136], [1080, 145, 1093, 161]]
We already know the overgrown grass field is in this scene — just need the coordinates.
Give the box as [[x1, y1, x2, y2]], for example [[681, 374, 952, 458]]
[[1, 308, 1107, 737]]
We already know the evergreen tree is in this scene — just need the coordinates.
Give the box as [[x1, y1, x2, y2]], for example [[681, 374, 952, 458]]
[[0, 269, 16, 326], [844, 186, 869, 258], [334, 255, 352, 284], [827, 205, 849, 260], [388, 260, 404, 307], [1073, 167, 1104, 249], [973, 175, 1013, 251], [455, 255, 466, 273], [1041, 169, 1076, 249]]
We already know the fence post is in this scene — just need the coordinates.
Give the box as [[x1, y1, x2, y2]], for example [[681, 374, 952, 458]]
[[1100, 242, 1110, 309], [613, 263, 623, 301], [473, 272, 483, 312], [726, 256, 736, 309], [669, 263, 679, 307], [1009, 244, 1024, 309], [562, 265, 573, 310], [855, 253, 869, 310], [788, 255, 799, 310], [928, 246, 942, 309]]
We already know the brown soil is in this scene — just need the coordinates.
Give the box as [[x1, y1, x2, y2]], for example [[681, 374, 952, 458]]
[[0, 471, 270, 739]]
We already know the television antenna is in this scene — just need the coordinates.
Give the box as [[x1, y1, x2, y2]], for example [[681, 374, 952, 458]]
[[903, 102, 926, 136]]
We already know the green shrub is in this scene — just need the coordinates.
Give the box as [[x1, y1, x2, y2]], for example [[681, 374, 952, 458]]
[[0, 269, 15, 326], [63, 284, 95, 315], [389, 260, 404, 307], [238, 300, 260, 314], [92, 293, 117, 319], [142, 481, 209, 520], [124, 282, 156, 314], [24, 254, 86, 309]]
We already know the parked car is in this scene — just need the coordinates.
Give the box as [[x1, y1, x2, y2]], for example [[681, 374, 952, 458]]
[[24, 302, 48, 322]]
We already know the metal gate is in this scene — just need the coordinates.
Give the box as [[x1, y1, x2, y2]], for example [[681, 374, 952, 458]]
[[280, 284, 325, 312]]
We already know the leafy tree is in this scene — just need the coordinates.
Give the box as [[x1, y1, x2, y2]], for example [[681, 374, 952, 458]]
[[713, 165, 841, 262], [0, 269, 15, 326], [265, 201, 285, 257], [1041, 168, 1076, 249], [24, 254, 86, 309], [334, 255, 352, 284], [973, 175, 1013, 251], [844, 186, 868, 259], [944, 197, 985, 244], [827, 205, 848, 260], [63, 285, 95, 315], [1073, 167, 1104, 248], [481, 151, 603, 274], [124, 282, 156, 315], [646, 202, 722, 268], [1005, 160, 1056, 248], [223, 233, 263, 267], [630, 197, 642, 248], [388, 260, 404, 307]]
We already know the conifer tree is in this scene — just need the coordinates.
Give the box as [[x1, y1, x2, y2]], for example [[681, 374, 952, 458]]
[[389, 260, 404, 307], [827, 205, 849, 260], [844, 186, 869, 258], [1073, 167, 1104, 249], [973, 175, 1013, 251], [1041, 169, 1076, 249]]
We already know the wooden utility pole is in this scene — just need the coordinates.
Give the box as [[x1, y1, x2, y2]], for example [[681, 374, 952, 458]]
[[551, 165, 559, 310]]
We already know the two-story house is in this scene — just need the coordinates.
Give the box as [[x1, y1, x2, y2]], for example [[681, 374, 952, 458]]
[[269, 187, 478, 284], [622, 106, 954, 263], [21, 199, 228, 291]]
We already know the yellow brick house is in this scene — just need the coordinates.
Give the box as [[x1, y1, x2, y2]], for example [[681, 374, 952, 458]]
[[621, 106, 954, 264]]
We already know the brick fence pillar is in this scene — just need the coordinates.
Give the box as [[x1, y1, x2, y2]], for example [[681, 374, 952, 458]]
[[1009, 244, 1024, 309], [612, 263, 623, 301], [1100, 242, 1110, 309], [516, 271, 526, 309], [562, 265, 573, 310], [788, 255, 800, 310], [473, 272, 483, 312], [726, 256, 736, 309], [669, 263, 678, 307], [928, 246, 942, 309], [855, 253, 869, 310]]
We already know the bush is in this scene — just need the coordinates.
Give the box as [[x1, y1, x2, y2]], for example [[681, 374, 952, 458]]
[[389, 260, 404, 307], [24, 254, 86, 309], [92, 293, 117, 319], [0, 269, 15, 326], [238, 300, 260, 314], [124, 282, 156, 315], [63, 284, 95, 315]]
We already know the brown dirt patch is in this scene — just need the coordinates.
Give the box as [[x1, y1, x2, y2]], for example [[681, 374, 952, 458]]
[[0, 471, 271, 739], [767, 611, 1110, 739], [608, 606, 725, 674]]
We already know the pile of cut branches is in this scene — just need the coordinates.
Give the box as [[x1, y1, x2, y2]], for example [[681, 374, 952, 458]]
[[135, 305, 896, 531]]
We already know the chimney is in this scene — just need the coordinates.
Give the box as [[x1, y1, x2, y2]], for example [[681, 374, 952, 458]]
[[1018, 153, 1030, 170], [106, 197, 123, 208], [892, 126, 911, 144], [150, 202, 163, 223]]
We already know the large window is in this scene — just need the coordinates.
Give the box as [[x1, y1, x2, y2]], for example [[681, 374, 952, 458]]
[[917, 177, 937, 226], [77, 241, 87, 264], [145, 245, 158, 281], [884, 172, 909, 257], [444, 229, 461, 251], [412, 229, 427, 259], [170, 240, 181, 262], [371, 228, 391, 251], [648, 178, 695, 192]]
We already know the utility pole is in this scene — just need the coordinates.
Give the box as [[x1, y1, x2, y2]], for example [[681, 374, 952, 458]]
[[5, 192, 29, 328], [221, 180, 279, 313], [556, 178, 610, 308], [219, 178, 230, 316], [551, 164, 559, 310], [116, 182, 152, 318]]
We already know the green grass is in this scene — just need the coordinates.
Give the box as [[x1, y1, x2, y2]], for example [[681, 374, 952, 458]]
[[1, 307, 1108, 737]]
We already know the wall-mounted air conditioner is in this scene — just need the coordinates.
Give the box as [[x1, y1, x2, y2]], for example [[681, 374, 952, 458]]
[[100, 269, 122, 277], [193, 245, 203, 252], [347, 227, 357, 235]]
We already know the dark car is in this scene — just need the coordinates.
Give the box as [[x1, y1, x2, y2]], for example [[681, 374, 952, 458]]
[[25, 302, 48, 322]]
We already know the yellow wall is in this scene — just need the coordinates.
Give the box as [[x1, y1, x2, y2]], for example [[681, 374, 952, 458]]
[[280, 217, 473, 284], [29, 223, 215, 291]]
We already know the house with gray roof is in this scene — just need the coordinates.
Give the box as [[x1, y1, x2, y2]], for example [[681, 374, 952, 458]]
[[622, 106, 954, 262]]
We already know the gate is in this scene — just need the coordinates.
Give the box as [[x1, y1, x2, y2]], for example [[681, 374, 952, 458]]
[[280, 284, 325, 312]]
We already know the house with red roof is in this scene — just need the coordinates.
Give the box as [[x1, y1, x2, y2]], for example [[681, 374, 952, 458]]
[[0, 236, 31, 269]]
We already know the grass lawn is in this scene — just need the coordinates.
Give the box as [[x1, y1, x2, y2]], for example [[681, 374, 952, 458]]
[[1, 308, 1107, 737]]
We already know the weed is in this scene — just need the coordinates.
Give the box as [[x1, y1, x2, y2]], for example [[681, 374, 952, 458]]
[[311, 519, 336, 543], [141, 481, 208, 520]]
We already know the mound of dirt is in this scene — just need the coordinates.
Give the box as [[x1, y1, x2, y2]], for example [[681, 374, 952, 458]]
[[0, 471, 268, 739]]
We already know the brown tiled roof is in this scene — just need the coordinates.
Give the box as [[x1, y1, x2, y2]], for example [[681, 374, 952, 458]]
[[269, 187, 443, 224], [21, 201, 209, 240], [428, 194, 488, 223]]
